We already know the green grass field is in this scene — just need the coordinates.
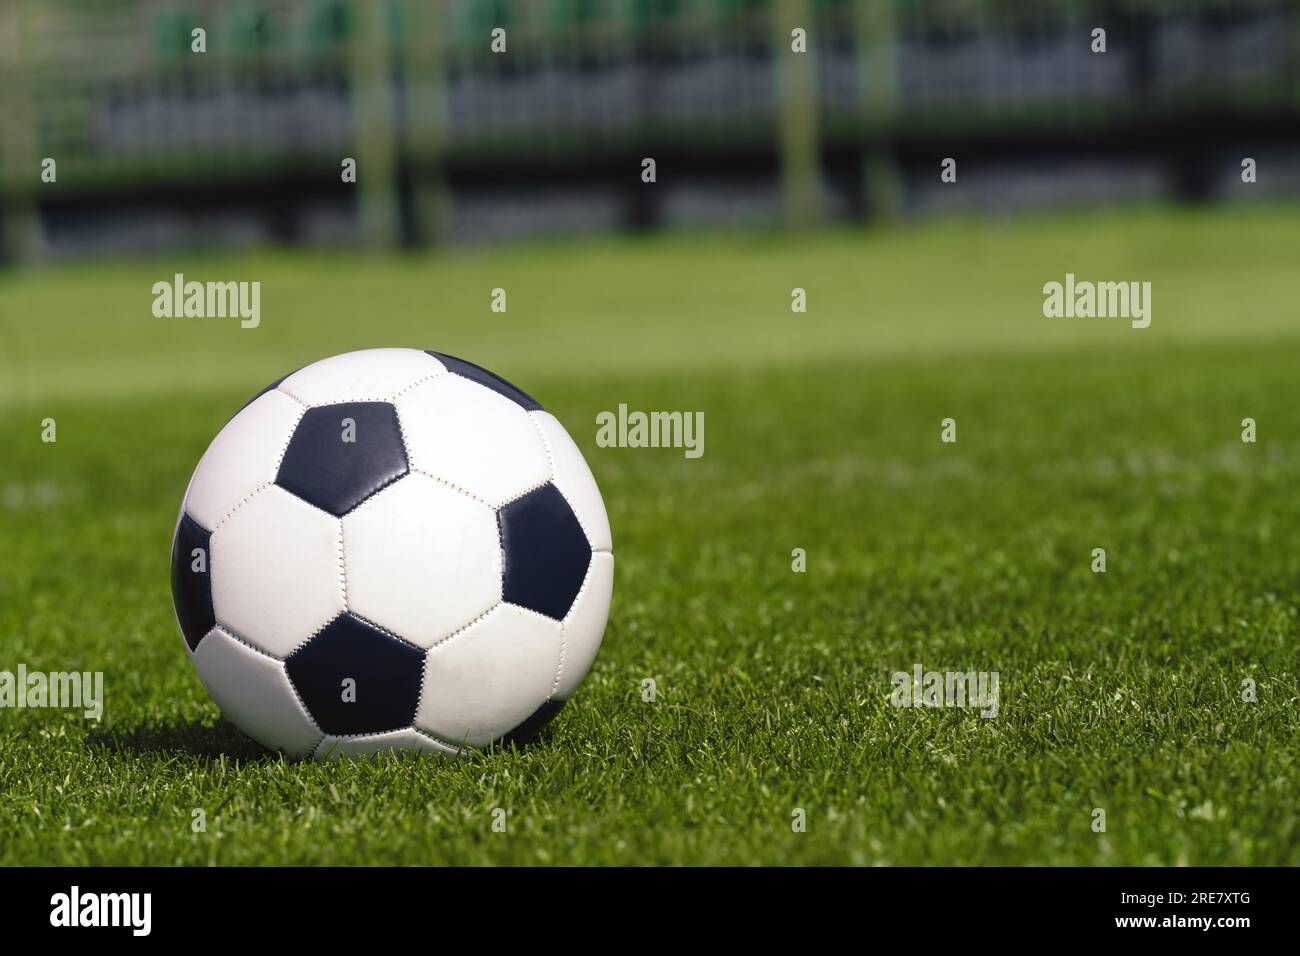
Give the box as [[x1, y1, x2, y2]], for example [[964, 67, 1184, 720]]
[[1, 204, 1298, 865]]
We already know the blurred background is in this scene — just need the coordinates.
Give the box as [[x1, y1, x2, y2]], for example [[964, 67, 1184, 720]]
[[2, 0, 1298, 262]]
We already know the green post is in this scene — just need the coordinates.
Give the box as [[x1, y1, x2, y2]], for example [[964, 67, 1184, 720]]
[[0, 0, 43, 263], [774, 0, 821, 228], [349, 0, 400, 248], [855, 0, 902, 222], [400, 0, 450, 246]]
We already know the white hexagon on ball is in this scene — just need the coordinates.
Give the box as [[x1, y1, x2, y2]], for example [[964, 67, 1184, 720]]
[[342, 472, 501, 649], [170, 348, 612, 760], [396, 371, 552, 508], [209, 485, 345, 659]]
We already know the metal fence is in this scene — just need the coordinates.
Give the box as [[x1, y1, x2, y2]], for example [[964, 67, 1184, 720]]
[[2, 0, 1297, 257]]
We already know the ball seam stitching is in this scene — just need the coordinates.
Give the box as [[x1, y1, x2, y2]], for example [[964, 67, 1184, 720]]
[[205, 624, 326, 740]]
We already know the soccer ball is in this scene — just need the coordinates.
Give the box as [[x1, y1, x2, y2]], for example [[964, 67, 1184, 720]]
[[170, 349, 613, 759]]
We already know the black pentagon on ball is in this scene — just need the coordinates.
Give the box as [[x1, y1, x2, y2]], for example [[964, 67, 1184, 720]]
[[285, 613, 425, 736], [276, 401, 408, 516], [427, 351, 543, 412], [171, 512, 215, 651], [498, 483, 592, 620]]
